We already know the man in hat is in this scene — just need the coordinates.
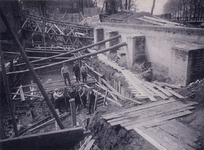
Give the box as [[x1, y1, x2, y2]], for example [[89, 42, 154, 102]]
[[61, 63, 71, 86], [88, 88, 95, 114], [53, 88, 64, 113], [80, 63, 88, 83], [73, 62, 80, 82]]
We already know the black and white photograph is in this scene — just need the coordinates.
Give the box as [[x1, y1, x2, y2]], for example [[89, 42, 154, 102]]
[[0, 0, 204, 149]]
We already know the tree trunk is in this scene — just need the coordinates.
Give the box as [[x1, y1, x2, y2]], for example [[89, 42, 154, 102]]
[[151, 0, 156, 15], [125, 0, 128, 10], [128, 0, 131, 10]]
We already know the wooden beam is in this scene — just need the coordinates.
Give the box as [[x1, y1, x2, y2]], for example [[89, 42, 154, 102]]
[[0, 51, 18, 137], [7, 42, 126, 75], [70, 98, 76, 127], [14, 35, 121, 67], [0, 127, 84, 150]]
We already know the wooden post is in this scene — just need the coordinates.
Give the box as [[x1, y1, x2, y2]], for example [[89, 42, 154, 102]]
[[0, 10, 65, 130], [103, 88, 108, 105], [0, 51, 18, 137], [69, 98, 76, 127], [98, 75, 101, 84], [19, 85, 25, 101], [118, 80, 121, 94], [94, 90, 98, 111]]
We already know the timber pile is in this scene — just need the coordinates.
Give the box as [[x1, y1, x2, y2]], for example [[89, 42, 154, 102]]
[[88, 49, 185, 102], [102, 99, 201, 150]]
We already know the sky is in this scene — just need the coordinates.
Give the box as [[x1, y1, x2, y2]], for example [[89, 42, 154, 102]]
[[136, 0, 169, 15]]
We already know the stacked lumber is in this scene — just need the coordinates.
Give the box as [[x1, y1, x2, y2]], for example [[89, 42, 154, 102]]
[[102, 100, 199, 149], [87, 49, 185, 102]]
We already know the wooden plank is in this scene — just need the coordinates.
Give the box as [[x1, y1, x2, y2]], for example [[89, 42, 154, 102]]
[[154, 81, 181, 89], [152, 83, 173, 97], [159, 120, 200, 148], [168, 119, 201, 137], [102, 98, 176, 119], [167, 88, 185, 99], [143, 82, 169, 100], [144, 106, 195, 128], [107, 102, 196, 125], [110, 104, 194, 127], [149, 126, 196, 150], [134, 127, 168, 150], [79, 135, 92, 150], [125, 110, 192, 130], [84, 139, 95, 150]]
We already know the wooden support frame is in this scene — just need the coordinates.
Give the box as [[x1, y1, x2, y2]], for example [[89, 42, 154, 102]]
[[94, 90, 98, 111], [7, 42, 126, 75], [0, 51, 19, 137], [15, 35, 121, 67], [1, 9, 65, 129]]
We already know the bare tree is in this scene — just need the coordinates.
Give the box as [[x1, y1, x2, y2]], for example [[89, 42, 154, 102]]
[[151, 0, 156, 15]]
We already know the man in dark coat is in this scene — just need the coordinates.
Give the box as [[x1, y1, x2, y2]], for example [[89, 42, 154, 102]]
[[73, 63, 80, 82], [88, 89, 95, 114]]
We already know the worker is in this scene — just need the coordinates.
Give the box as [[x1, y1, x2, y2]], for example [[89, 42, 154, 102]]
[[142, 68, 153, 82], [63, 87, 71, 111], [80, 63, 88, 83], [61, 63, 71, 86], [73, 62, 80, 82], [79, 86, 87, 108], [88, 89, 95, 114], [70, 86, 81, 111], [53, 88, 64, 113]]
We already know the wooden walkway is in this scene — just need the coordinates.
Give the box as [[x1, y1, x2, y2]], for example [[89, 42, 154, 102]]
[[102, 99, 201, 150]]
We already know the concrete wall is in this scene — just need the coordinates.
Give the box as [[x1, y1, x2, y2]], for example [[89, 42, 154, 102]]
[[95, 23, 204, 86]]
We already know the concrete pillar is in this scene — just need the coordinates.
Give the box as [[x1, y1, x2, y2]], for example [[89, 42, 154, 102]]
[[169, 46, 204, 86], [187, 48, 204, 84], [126, 36, 145, 68]]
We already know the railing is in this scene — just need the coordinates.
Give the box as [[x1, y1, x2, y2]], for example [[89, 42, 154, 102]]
[[171, 17, 204, 22]]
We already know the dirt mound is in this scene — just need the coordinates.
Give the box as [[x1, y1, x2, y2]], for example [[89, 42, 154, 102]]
[[89, 112, 157, 150]]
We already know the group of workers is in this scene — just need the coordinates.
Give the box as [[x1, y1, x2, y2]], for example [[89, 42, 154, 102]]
[[52, 85, 96, 115], [61, 62, 88, 86]]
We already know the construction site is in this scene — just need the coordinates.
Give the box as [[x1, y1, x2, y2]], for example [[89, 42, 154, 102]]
[[0, 0, 204, 150]]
